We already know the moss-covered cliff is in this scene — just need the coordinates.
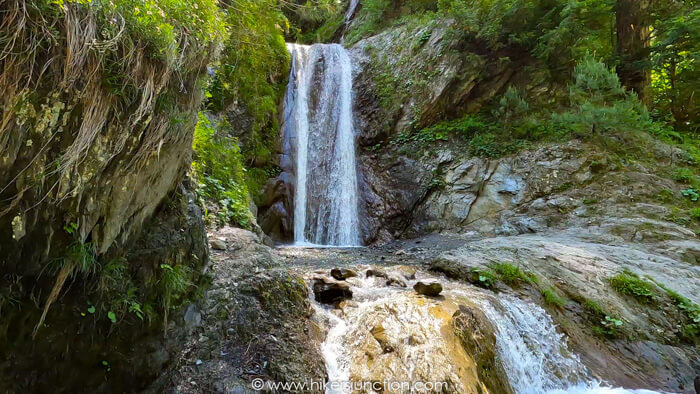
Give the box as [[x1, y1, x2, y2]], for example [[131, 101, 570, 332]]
[[0, 0, 222, 389]]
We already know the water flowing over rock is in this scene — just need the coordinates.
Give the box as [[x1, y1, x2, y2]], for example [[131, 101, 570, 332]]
[[283, 43, 361, 246]]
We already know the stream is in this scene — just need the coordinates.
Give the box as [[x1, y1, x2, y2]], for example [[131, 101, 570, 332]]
[[298, 254, 663, 394]]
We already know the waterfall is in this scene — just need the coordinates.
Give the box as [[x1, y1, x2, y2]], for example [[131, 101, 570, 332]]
[[478, 294, 660, 394], [283, 43, 361, 246], [345, 0, 360, 23]]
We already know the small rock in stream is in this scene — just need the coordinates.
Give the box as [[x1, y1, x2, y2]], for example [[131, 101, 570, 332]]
[[385, 276, 407, 288], [313, 277, 353, 305], [366, 269, 388, 279], [394, 265, 417, 280], [413, 281, 443, 296], [330, 268, 358, 280]]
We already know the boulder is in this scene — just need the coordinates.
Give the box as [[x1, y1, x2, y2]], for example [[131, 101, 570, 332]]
[[313, 277, 353, 305], [453, 305, 513, 393], [210, 239, 227, 251], [330, 268, 358, 281], [413, 281, 443, 296]]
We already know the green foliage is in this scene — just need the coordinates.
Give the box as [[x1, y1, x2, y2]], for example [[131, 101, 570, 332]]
[[492, 262, 533, 286], [552, 56, 654, 139], [681, 188, 700, 202], [609, 270, 655, 302], [541, 287, 566, 307], [655, 282, 700, 342], [51, 0, 225, 64], [593, 315, 624, 338], [690, 208, 700, 221], [673, 168, 695, 184], [192, 113, 252, 227], [302, 13, 345, 43], [583, 299, 623, 338], [158, 263, 192, 313], [207, 0, 289, 167], [651, 7, 699, 131], [283, 0, 346, 42], [467, 268, 497, 288], [97, 258, 150, 322], [344, 0, 439, 45]]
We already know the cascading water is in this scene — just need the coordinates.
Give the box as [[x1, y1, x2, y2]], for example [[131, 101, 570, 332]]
[[283, 43, 361, 247], [308, 266, 662, 394]]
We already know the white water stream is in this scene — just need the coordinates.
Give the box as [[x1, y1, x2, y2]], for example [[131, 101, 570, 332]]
[[283, 44, 361, 247], [310, 267, 662, 394]]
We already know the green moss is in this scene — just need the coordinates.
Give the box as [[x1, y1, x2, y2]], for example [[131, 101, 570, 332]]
[[653, 282, 700, 343], [582, 299, 624, 338], [492, 262, 533, 287], [541, 287, 566, 307], [609, 270, 655, 302]]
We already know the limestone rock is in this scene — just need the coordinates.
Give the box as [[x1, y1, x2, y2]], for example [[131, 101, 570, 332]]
[[394, 265, 417, 280]]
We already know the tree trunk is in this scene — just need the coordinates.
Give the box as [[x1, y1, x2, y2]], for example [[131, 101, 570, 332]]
[[616, 0, 651, 105]]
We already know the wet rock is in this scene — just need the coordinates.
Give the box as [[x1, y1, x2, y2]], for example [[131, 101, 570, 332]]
[[366, 268, 388, 279], [313, 277, 353, 305], [394, 265, 416, 280], [385, 275, 407, 288], [210, 239, 227, 250], [331, 268, 358, 280], [453, 305, 513, 394], [413, 281, 442, 296], [370, 325, 394, 353]]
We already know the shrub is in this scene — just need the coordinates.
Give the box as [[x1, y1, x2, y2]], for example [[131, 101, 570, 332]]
[[691, 208, 700, 221], [609, 270, 655, 302], [673, 168, 694, 183], [192, 113, 252, 227], [552, 56, 654, 139], [583, 299, 624, 338]]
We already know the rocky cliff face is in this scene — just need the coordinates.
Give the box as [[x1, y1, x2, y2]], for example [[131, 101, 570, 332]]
[[0, 1, 216, 389], [257, 18, 698, 255], [0, 1, 216, 270], [345, 18, 698, 254]]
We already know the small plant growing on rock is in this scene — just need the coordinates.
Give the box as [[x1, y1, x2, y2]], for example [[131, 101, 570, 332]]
[[583, 299, 625, 338], [492, 263, 533, 287], [541, 287, 566, 307], [594, 315, 624, 338], [609, 270, 655, 302], [681, 187, 699, 202], [468, 268, 497, 289], [655, 282, 700, 343]]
